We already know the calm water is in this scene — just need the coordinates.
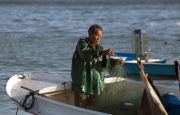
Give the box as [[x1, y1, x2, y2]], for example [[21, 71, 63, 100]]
[[0, 3, 180, 115]]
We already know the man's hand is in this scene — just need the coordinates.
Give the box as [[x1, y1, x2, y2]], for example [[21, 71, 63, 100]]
[[118, 58, 124, 65], [101, 48, 114, 56]]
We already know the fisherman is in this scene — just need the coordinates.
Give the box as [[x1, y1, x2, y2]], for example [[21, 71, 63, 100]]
[[71, 24, 124, 108]]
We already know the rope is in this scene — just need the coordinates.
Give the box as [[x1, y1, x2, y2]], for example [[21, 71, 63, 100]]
[[19, 92, 35, 111]]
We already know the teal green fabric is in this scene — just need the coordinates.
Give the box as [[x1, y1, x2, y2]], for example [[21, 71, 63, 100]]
[[71, 38, 108, 95]]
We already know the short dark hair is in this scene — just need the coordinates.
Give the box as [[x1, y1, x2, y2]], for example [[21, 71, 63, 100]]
[[88, 24, 103, 35]]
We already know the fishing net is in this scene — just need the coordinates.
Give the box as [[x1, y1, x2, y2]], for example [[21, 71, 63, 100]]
[[106, 58, 132, 78], [88, 57, 143, 115]]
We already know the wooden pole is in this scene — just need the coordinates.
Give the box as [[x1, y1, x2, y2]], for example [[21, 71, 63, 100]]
[[174, 60, 180, 92]]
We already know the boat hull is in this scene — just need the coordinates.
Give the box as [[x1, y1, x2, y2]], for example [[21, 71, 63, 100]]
[[115, 52, 177, 78], [6, 72, 179, 115], [6, 73, 126, 115], [124, 62, 176, 78]]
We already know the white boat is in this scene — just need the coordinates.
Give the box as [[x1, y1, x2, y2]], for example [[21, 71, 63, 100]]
[[6, 71, 180, 115]]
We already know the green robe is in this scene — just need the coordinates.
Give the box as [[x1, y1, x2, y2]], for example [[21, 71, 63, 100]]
[[71, 38, 108, 95]]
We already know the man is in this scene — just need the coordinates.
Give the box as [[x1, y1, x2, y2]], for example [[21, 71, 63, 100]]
[[71, 24, 124, 108]]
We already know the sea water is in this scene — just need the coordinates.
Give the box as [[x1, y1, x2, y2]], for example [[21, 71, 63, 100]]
[[0, 2, 180, 115]]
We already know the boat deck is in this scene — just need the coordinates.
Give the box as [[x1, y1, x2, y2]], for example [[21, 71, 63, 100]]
[[41, 89, 75, 106]]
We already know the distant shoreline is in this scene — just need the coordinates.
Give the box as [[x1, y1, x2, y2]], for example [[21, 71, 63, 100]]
[[0, 0, 180, 4]]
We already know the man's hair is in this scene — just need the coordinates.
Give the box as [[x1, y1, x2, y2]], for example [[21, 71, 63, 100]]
[[88, 24, 103, 35]]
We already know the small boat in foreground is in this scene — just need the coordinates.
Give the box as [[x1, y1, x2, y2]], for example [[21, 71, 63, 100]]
[[6, 70, 179, 115]]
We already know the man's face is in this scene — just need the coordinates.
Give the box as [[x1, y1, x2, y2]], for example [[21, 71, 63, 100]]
[[89, 29, 102, 45]]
